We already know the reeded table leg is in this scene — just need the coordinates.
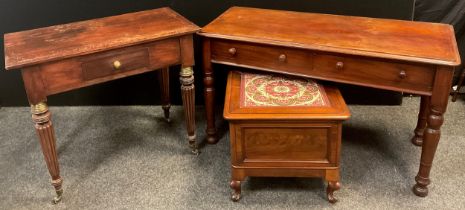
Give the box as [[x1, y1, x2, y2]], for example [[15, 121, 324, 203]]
[[411, 96, 430, 146], [230, 180, 241, 202], [31, 102, 63, 204], [158, 67, 171, 122], [180, 67, 199, 155], [202, 39, 218, 144], [326, 181, 341, 203]]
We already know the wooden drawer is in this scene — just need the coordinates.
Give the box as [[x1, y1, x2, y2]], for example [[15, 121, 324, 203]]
[[211, 40, 313, 74], [81, 48, 150, 81], [39, 38, 180, 94], [211, 39, 436, 95], [231, 122, 340, 168], [313, 54, 436, 94]]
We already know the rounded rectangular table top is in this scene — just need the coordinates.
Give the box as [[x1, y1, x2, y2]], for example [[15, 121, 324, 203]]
[[4, 7, 200, 70], [200, 7, 460, 66]]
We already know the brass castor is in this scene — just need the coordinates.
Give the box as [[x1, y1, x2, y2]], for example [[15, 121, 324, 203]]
[[51, 187, 63, 204], [189, 136, 200, 156], [51, 178, 63, 204], [162, 105, 171, 123]]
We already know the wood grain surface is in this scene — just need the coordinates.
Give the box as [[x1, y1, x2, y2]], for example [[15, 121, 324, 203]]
[[200, 7, 460, 66], [224, 70, 348, 203], [7, 8, 200, 203], [4, 7, 199, 70]]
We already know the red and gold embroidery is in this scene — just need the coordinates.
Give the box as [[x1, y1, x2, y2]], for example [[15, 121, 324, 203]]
[[240, 72, 329, 107]]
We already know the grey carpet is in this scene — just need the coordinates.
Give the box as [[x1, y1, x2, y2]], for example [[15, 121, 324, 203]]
[[1, 97, 464, 210]]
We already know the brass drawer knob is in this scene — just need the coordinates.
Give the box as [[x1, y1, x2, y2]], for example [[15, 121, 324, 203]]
[[113, 60, 122, 70], [399, 70, 407, 79], [279, 54, 287, 62], [336, 61, 344, 69], [228, 47, 237, 56]]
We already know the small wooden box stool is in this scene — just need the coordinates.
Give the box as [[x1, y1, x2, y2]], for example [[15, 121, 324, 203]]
[[224, 71, 351, 203]]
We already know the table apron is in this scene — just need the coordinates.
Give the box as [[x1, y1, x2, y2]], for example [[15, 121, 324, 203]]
[[34, 38, 182, 96], [210, 39, 437, 96]]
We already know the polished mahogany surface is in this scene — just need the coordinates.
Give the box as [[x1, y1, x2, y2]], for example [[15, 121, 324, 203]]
[[3, 8, 200, 203], [4, 7, 199, 70], [224, 71, 349, 203], [200, 6, 461, 198], [201, 7, 460, 66]]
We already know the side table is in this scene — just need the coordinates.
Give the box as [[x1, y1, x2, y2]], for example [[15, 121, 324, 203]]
[[4, 7, 200, 203], [199, 7, 461, 197]]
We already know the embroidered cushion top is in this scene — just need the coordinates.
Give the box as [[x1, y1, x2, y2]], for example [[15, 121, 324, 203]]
[[240, 72, 329, 107]]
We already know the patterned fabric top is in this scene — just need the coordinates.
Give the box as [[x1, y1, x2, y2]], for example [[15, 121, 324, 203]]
[[240, 72, 330, 107]]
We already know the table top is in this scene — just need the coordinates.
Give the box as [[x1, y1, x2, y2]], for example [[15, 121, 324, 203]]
[[4, 7, 200, 70], [200, 7, 461, 66]]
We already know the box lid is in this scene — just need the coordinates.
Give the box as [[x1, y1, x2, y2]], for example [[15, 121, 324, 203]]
[[223, 71, 350, 121]]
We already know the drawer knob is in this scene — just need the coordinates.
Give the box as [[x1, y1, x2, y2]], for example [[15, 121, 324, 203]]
[[399, 70, 407, 79], [336, 61, 344, 69], [228, 48, 237, 56], [279, 54, 287, 62], [113, 60, 122, 70]]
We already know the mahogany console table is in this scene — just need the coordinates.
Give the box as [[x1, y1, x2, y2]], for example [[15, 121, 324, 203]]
[[4, 8, 200, 203], [198, 7, 461, 197]]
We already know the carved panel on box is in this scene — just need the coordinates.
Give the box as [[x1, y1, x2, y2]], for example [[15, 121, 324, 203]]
[[243, 127, 330, 161]]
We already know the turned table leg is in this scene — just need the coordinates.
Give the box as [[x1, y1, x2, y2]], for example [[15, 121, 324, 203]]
[[413, 108, 443, 197], [180, 67, 199, 155], [158, 67, 171, 122], [326, 181, 341, 203], [230, 180, 242, 202], [413, 68, 453, 197], [202, 38, 218, 144], [31, 102, 63, 204], [411, 96, 430, 146]]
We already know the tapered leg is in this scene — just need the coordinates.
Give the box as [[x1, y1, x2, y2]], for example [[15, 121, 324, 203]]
[[202, 39, 218, 144], [411, 96, 430, 146], [158, 67, 171, 122], [31, 102, 63, 204], [326, 181, 341, 203], [413, 68, 453, 197], [230, 180, 241, 202], [452, 69, 465, 102], [180, 67, 199, 155]]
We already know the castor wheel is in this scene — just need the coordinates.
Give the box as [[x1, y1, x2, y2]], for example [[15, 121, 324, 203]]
[[230, 180, 242, 202], [326, 181, 341, 203]]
